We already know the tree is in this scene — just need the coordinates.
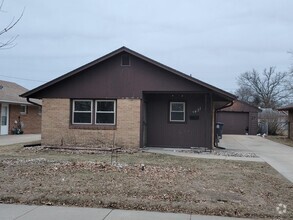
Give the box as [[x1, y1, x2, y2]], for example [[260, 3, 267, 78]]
[[235, 67, 292, 108], [258, 109, 287, 135], [289, 51, 293, 73], [0, 0, 24, 49]]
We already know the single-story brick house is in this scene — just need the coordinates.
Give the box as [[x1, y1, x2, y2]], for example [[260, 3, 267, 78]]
[[21, 47, 236, 149], [0, 80, 41, 135], [278, 104, 293, 140], [216, 100, 261, 135]]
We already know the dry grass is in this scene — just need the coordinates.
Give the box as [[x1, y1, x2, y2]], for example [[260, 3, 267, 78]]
[[267, 136, 293, 148], [0, 144, 292, 219]]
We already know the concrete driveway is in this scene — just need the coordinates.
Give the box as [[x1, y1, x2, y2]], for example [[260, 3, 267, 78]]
[[0, 134, 41, 146], [220, 135, 293, 183]]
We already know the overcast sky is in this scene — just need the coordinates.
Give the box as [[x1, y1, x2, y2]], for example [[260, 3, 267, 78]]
[[1, 0, 292, 93]]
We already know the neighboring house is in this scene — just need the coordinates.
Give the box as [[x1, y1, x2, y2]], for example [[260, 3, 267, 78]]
[[21, 47, 236, 149], [258, 108, 288, 135], [278, 104, 293, 140], [258, 108, 288, 121], [0, 80, 41, 135], [216, 100, 261, 135]]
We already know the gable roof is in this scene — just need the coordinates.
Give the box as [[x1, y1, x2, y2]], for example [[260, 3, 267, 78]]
[[0, 80, 41, 105], [278, 103, 293, 111], [21, 46, 236, 100]]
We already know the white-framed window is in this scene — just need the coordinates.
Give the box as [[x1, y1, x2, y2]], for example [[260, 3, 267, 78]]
[[95, 100, 116, 125], [20, 105, 27, 114], [72, 100, 93, 124], [170, 102, 185, 122]]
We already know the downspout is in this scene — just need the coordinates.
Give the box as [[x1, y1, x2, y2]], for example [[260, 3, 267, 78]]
[[213, 100, 234, 149], [26, 97, 42, 107]]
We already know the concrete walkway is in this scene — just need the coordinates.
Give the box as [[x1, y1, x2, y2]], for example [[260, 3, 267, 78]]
[[0, 204, 255, 220], [0, 134, 41, 146], [220, 135, 293, 183]]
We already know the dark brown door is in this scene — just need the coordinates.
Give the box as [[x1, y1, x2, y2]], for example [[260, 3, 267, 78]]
[[217, 112, 249, 135]]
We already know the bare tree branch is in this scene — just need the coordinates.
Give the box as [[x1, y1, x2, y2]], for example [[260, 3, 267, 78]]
[[0, 0, 24, 49], [236, 67, 292, 108]]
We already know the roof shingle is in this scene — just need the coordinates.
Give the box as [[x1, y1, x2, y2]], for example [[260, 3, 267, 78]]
[[0, 80, 41, 105]]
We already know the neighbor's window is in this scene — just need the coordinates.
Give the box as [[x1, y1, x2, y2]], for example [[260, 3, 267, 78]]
[[20, 105, 27, 114], [121, 54, 130, 66], [96, 100, 116, 125], [170, 102, 185, 122], [72, 100, 92, 124]]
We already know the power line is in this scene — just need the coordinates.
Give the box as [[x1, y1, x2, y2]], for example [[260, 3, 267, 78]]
[[0, 74, 46, 83]]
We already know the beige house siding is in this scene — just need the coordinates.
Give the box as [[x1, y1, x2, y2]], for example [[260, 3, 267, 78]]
[[41, 98, 141, 148]]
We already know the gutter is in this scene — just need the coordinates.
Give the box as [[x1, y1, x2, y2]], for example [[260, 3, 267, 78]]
[[215, 100, 234, 112], [26, 98, 42, 107], [213, 100, 234, 149]]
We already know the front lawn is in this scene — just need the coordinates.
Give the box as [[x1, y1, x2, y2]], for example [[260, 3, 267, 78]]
[[267, 135, 293, 148], [0, 145, 292, 219]]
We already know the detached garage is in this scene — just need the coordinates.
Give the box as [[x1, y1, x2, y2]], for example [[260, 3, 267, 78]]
[[217, 100, 261, 135]]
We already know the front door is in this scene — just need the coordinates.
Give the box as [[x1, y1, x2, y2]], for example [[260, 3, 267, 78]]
[[1, 104, 9, 135]]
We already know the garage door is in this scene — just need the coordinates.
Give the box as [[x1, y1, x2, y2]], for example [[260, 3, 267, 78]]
[[217, 112, 249, 135]]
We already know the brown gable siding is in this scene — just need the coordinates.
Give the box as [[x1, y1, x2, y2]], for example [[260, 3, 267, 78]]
[[21, 47, 236, 101], [30, 53, 209, 99]]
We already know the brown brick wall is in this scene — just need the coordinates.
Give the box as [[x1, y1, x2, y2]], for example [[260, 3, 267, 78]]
[[42, 98, 141, 148], [8, 104, 41, 134]]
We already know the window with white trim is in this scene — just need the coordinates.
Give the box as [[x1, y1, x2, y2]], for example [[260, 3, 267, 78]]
[[72, 100, 92, 124], [170, 102, 185, 122], [20, 105, 27, 114], [96, 100, 116, 125]]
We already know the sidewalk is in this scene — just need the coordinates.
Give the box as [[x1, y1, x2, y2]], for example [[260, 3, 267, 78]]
[[0, 134, 41, 146], [0, 204, 254, 220]]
